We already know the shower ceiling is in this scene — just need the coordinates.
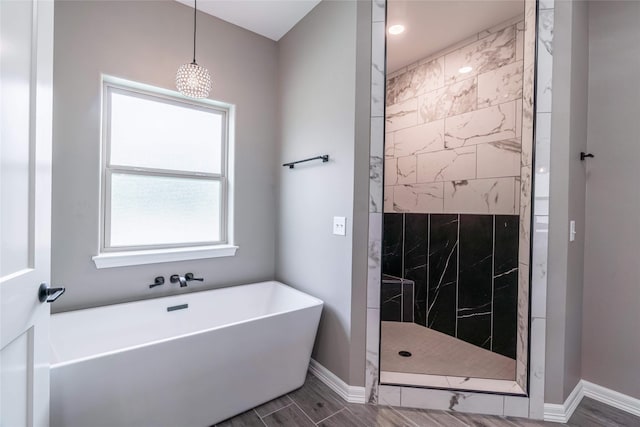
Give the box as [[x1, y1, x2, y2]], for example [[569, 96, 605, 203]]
[[386, 0, 524, 73]]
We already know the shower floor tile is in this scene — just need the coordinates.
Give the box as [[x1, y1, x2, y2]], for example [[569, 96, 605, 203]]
[[380, 321, 516, 380]]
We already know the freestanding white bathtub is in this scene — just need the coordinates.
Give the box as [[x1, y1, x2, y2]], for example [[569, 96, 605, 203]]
[[50, 281, 323, 427]]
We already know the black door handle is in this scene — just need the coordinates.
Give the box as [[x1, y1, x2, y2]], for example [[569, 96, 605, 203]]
[[38, 283, 66, 303]]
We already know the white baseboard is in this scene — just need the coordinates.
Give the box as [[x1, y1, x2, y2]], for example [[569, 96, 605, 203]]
[[544, 379, 640, 422], [582, 380, 640, 418], [544, 380, 584, 423], [308, 358, 366, 404]]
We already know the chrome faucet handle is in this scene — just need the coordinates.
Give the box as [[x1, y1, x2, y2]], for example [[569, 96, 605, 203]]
[[185, 273, 203, 282], [170, 274, 188, 287], [149, 276, 165, 288]]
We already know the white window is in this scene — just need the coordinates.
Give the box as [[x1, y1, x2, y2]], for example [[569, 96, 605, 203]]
[[93, 78, 236, 268]]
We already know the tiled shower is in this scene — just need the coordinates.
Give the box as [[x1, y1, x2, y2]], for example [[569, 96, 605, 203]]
[[381, 14, 527, 369]]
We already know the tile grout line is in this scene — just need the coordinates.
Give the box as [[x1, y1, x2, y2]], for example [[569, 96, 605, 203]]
[[252, 408, 269, 427], [314, 407, 346, 426], [491, 215, 495, 352], [455, 213, 460, 338], [256, 401, 294, 420], [289, 399, 324, 426], [386, 404, 420, 427]]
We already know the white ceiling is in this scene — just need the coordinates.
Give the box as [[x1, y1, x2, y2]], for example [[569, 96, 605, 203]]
[[175, 0, 321, 41], [387, 0, 524, 73]]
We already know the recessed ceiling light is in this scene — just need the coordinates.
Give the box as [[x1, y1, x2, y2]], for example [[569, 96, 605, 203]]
[[458, 66, 473, 74], [388, 24, 405, 35]]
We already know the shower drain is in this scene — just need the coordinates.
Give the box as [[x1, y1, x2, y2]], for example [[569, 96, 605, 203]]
[[398, 350, 412, 357]]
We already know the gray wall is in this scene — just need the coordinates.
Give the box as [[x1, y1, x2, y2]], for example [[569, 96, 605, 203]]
[[276, 0, 370, 386], [582, 1, 640, 400], [52, 1, 278, 312], [545, 0, 589, 404]]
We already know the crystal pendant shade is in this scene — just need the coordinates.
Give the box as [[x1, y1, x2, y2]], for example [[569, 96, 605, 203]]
[[176, 62, 211, 99]]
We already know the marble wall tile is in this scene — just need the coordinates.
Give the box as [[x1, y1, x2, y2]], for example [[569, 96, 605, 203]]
[[404, 214, 428, 326], [402, 281, 415, 322], [446, 377, 523, 394], [396, 156, 417, 184], [443, 178, 516, 215], [492, 215, 519, 359], [387, 57, 444, 105], [368, 213, 382, 309], [530, 216, 548, 319], [393, 120, 445, 157], [418, 78, 477, 123], [417, 146, 476, 183], [382, 213, 403, 277], [504, 396, 530, 418], [480, 15, 525, 39], [400, 387, 505, 416], [386, 98, 418, 132], [371, 21, 386, 118], [536, 10, 553, 113], [383, 186, 393, 212], [384, 158, 397, 186], [393, 183, 444, 213], [534, 113, 551, 216], [539, 0, 554, 10], [377, 385, 401, 406], [518, 165, 532, 265], [516, 21, 525, 62], [457, 215, 493, 350], [477, 61, 523, 108], [372, 0, 385, 23], [444, 26, 516, 84], [444, 101, 517, 149], [427, 214, 458, 337], [371, 154, 384, 213], [476, 140, 521, 179], [385, 132, 394, 158], [528, 317, 546, 419], [366, 307, 380, 403], [381, 281, 402, 321], [516, 262, 530, 392]]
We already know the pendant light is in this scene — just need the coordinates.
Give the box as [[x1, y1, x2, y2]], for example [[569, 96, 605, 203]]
[[176, 0, 211, 98]]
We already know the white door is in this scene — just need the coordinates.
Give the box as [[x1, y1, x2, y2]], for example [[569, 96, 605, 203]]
[[0, 0, 55, 426]]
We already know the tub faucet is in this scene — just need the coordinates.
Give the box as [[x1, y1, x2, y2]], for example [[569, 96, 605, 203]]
[[170, 274, 188, 287]]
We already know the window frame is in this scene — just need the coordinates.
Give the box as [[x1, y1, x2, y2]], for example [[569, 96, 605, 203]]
[[94, 77, 236, 267]]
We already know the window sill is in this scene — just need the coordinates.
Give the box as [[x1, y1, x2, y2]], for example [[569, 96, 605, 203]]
[[92, 245, 239, 269]]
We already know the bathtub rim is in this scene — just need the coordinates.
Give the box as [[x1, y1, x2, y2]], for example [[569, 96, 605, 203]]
[[50, 280, 323, 369]]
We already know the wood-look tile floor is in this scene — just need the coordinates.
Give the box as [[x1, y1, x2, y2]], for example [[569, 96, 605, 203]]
[[215, 373, 640, 427]]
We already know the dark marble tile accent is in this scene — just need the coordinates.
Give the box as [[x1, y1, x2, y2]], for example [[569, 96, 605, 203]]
[[287, 373, 345, 423], [345, 403, 415, 427], [254, 394, 292, 418], [262, 404, 314, 427], [381, 281, 402, 322], [402, 281, 414, 322], [215, 410, 264, 427], [404, 214, 428, 326], [492, 215, 519, 359], [382, 213, 404, 278], [427, 214, 459, 337], [457, 215, 494, 350]]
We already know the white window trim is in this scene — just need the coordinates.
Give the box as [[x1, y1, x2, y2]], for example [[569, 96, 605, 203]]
[[93, 75, 237, 269]]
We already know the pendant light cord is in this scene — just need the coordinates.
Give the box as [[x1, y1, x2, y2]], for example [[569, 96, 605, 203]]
[[192, 0, 197, 63]]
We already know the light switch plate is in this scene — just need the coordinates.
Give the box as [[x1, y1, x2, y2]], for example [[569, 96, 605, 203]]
[[569, 220, 576, 242], [333, 216, 346, 236]]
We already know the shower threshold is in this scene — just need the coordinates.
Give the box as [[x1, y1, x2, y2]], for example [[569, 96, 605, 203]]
[[380, 322, 525, 395]]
